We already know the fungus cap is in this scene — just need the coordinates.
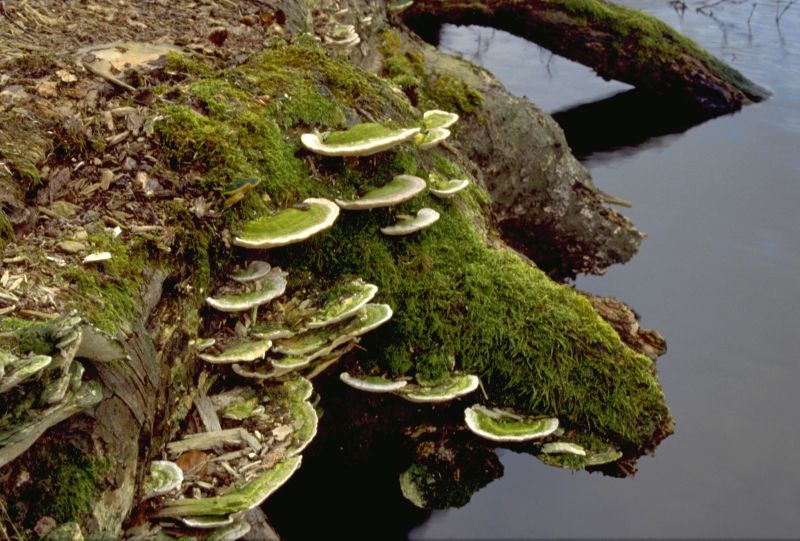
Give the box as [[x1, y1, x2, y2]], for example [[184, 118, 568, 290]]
[[380, 208, 440, 236], [397, 373, 480, 403], [430, 178, 469, 199], [335, 175, 426, 210], [541, 441, 587, 456], [340, 372, 408, 392], [423, 109, 459, 130], [231, 261, 271, 283], [234, 198, 339, 249], [198, 338, 273, 364], [301, 123, 420, 157], [464, 404, 559, 442], [417, 127, 450, 149], [143, 460, 184, 498], [305, 280, 378, 329], [205, 269, 287, 312], [156, 456, 303, 518]]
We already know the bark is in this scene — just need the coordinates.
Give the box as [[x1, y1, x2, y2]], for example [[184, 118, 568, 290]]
[[402, 0, 769, 114]]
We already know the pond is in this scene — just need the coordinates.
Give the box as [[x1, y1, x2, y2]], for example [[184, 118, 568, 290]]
[[264, 1, 800, 538]]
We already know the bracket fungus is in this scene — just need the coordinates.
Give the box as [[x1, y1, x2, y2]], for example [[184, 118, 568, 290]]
[[233, 198, 339, 249], [273, 303, 393, 358], [156, 454, 303, 519], [323, 24, 361, 49], [205, 268, 287, 313], [0, 352, 52, 394], [223, 177, 260, 208], [206, 520, 252, 541], [182, 515, 235, 529], [380, 208, 440, 236], [464, 404, 560, 442], [396, 373, 480, 403], [423, 109, 459, 130], [305, 279, 379, 330], [339, 372, 408, 393], [231, 261, 271, 284], [541, 441, 588, 456], [0, 381, 103, 468], [301, 123, 420, 157], [198, 338, 273, 364], [429, 174, 470, 200], [143, 460, 185, 499], [416, 127, 451, 150], [335, 174, 426, 210]]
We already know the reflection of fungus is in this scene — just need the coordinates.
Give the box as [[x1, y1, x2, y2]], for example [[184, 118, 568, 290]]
[[234, 198, 339, 249], [396, 373, 480, 403], [381, 208, 440, 236], [301, 123, 420, 157], [143, 460, 184, 499], [335, 175, 426, 210], [423, 109, 459, 130], [339, 372, 408, 392], [464, 404, 559, 442]]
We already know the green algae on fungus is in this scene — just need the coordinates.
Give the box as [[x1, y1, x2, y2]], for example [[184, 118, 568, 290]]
[[381, 208, 440, 236], [464, 404, 560, 442], [335, 174, 426, 210], [305, 279, 379, 329], [429, 174, 470, 199], [541, 441, 587, 456], [143, 460, 184, 498], [339, 372, 408, 393], [423, 109, 459, 130], [301, 123, 420, 157], [198, 338, 273, 364], [205, 269, 287, 312], [233, 199, 339, 249], [415, 127, 451, 150], [397, 373, 480, 403]]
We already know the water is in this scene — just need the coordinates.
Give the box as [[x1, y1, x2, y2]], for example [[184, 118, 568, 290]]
[[410, 1, 800, 538]]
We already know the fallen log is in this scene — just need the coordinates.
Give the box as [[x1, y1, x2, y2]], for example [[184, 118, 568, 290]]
[[403, 0, 769, 113]]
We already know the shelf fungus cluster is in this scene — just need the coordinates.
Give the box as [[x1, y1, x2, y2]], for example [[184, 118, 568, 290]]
[[462, 404, 622, 470], [0, 315, 104, 469], [340, 370, 481, 403], [149, 378, 316, 535], [415, 109, 459, 150], [428, 172, 470, 200]]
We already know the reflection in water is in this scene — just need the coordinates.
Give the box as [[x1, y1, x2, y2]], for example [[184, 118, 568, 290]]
[[551, 89, 712, 163]]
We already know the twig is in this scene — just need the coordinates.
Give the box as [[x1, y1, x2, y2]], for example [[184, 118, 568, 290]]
[[82, 61, 136, 92], [776, 0, 796, 25]]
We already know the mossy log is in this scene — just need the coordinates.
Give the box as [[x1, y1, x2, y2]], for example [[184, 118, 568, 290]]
[[403, 0, 769, 113]]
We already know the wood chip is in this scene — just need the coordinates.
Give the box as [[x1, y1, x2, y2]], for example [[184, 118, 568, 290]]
[[83, 252, 111, 263]]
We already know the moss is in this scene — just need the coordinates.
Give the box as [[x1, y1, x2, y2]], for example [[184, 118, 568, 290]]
[[59, 229, 150, 334], [0, 208, 14, 250], [378, 29, 484, 115], [9, 443, 108, 527], [555, 0, 753, 87], [149, 35, 668, 449]]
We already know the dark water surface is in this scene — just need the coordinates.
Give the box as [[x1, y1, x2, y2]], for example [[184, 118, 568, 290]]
[[411, 1, 800, 538]]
